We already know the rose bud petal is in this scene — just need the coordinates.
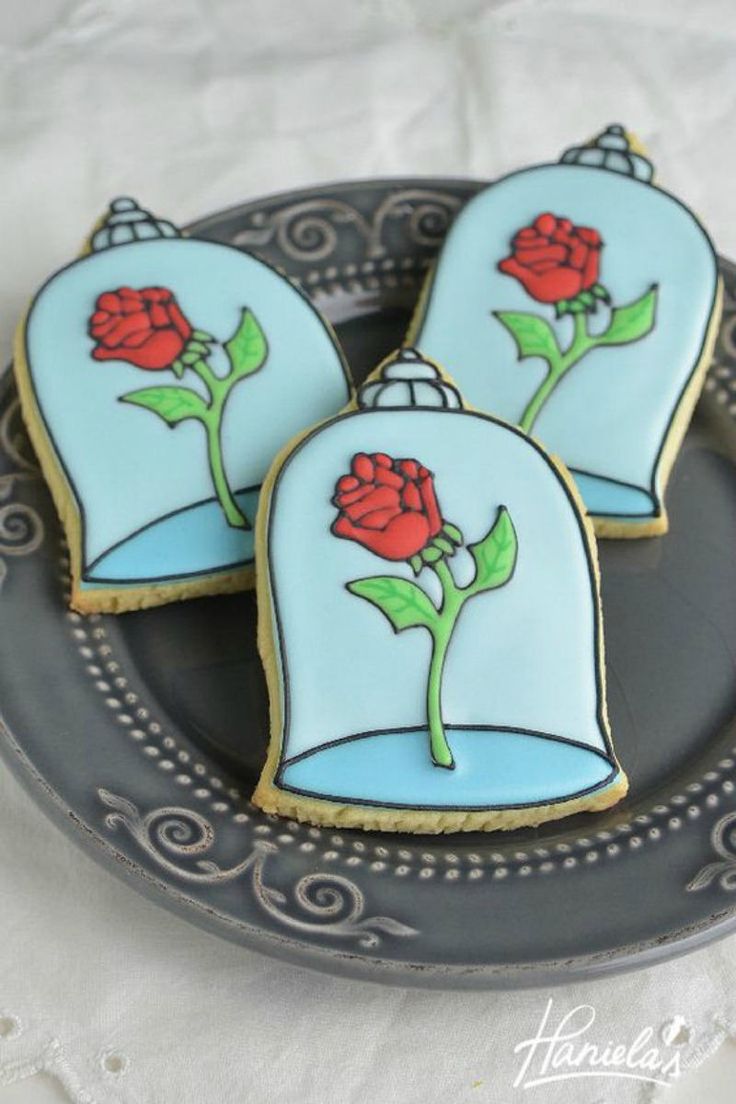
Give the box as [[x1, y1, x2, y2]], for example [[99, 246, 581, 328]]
[[398, 459, 419, 480], [418, 474, 443, 536], [335, 484, 374, 508], [351, 453, 374, 483], [88, 286, 193, 370], [148, 303, 170, 328], [374, 466, 404, 489], [401, 480, 422, 512], [534, 212, 557, 236], [498, 213, 604, 306], [567, 239, 588, 271], [342, 485, 400, 522], [96, 292, 122, 313], [576, 226, 601, 246], [359, 507, 404, 530], [331, 453, 447, 562]]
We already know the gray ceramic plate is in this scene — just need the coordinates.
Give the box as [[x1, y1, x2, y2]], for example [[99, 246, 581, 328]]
[[2, 178, 736, 990]]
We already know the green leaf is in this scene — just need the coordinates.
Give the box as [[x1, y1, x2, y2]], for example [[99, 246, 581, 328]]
[[494, 311, 561, 364], [409, 554, 423, 576], [170, 358, 184, 379], [181, 350, 202, 365], [598, 285, 657, 347], [592, 284, 610, 301], [119, 386, 208, 427], [224, 308, 268, 381], [192, 329, 214, 342], [347, 576, 437, 633], [466, 506, 518, 596], [433, 537, 455, 556], [421, 547, 443, 564], [442, 523, 463, 545], [579, 290, 595, 308], [186, 340, 210, 356]]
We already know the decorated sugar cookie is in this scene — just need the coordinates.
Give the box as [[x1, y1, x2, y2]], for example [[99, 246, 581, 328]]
[[253, 349, 628, 833], [14, 198, 351, 612], [409, 125, 723, 537]]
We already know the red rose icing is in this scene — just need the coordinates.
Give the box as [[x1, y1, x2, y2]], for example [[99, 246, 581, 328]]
[[89, 286, 192, 370], [332, 452, 443, 561], [498, 213, 602, 303]]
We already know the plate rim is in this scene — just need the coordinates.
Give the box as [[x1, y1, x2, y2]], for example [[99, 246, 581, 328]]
[[4, 688, 736, 991]]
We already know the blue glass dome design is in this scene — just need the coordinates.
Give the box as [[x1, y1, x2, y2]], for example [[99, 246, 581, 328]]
[[24, 226, 350, 589], [411, 130, 719, 531], [260, 356, 623, 814]]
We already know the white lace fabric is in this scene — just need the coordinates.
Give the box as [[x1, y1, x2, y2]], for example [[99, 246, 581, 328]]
[[2, 1, 736, 1101]]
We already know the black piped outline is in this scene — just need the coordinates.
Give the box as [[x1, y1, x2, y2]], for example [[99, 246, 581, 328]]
[[411, 163, 721, 522], [266, 405, 618, 810], [21, 235, 353, 591], [276, 725, 617, 811]]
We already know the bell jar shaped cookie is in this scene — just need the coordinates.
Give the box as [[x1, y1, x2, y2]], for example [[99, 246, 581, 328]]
[[410, 125, 723, 538], [14, 198, 351, 612], [253, 349, 628, 833]]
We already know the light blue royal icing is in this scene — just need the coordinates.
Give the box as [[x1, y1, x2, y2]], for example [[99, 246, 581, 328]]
[[266, 406, 617, 809], [413, 164, 718, 520], [25, 238, 350, 584]]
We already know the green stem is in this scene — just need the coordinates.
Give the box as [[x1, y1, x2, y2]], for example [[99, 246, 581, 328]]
[[204, 402, 248, 529], [191, 359, 249, 530], [519, 312, 594, 434], [426, 558, 465, 769]]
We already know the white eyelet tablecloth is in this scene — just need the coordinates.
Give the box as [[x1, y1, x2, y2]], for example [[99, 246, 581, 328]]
[[2, 2, 736, 1101]]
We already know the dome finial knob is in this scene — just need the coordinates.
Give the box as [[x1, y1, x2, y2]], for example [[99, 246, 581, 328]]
[[560, 124, 654, 183], [357, 348, 464, 410], [90, 197, 181, 252]]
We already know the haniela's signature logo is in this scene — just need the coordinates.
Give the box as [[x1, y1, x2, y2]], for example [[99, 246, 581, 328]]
[[513, 999, 685, 1090]]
